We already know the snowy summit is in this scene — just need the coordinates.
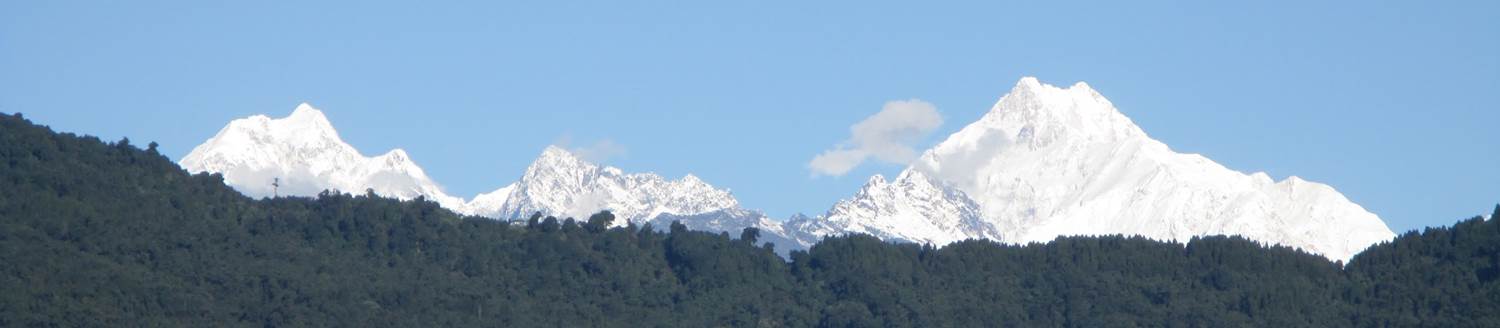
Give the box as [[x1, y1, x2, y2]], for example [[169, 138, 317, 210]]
[[807, 77, 1395, 262], [474, 145, 741, 225], [180, 107, 806, 253], [179, 103, 467, 210]]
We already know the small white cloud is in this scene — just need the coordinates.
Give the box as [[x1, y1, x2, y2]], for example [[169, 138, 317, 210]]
[[559, 138, 627, 163], [808, 99, 942, 176], [808, 149, 869, 177]]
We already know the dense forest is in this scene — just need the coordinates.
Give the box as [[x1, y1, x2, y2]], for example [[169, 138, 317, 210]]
[[1, 112, 1497, 327]]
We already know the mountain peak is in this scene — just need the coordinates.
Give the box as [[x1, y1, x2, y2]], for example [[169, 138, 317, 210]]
[[1070, 81, 1095, 92], [963, 77, 1143, 148], [854, 174, 890, 197], [831, 77, 1394, 262], [1007, 76, 1100, 98], [180, 103, 466, 210], [541, 144, 571, 156], [680, 173, 705, 185], [187, 103, 350, 163], [495, 145, 743, 226], [287, 103, 332, 125], [539, 145, 581, 161], [1013, 76, 1043, 92], [379, 149, 411, 165], [531, 145, 593, 171], [292, 102, 319, 113], [787, 213, 814, 221], [251, 103, 340, 147]]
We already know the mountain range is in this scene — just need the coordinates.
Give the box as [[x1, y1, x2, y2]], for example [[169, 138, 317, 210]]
[[179, 104, 807, 252], [178, 77, 1394, 261]]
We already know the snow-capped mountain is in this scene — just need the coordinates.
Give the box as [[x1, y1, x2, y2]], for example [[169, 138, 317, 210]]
[[814, 77, 1395, 262], [179, 103, 467, 210], [181, 105, 807, 252], [181, 85, 1396, 262], [477, 145, 740, 224], [793, 170, 994, 246], [477, 146, 811, 252]]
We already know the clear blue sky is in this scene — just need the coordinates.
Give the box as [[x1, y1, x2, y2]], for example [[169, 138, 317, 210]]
[[3, 1, 1496, 233]]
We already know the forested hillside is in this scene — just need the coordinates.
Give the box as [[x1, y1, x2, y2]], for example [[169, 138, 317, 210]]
[[1, 112, 1496, 327]]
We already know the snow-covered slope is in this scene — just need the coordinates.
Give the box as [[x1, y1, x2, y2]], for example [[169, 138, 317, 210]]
[[182, 88, 1395, 262], [179, 103, 467, 210], [654, 208, 814, 256], [478, 146, 740, 224], [182, 104, 807, 253], [798, 170, 994, 246], [815, 77, 1395, 262], [464, 183, 516, 217], [477, 146, 812, 252]]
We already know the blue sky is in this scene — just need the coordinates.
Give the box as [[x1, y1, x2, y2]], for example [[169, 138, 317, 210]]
[[3, 1, 1496, 233]]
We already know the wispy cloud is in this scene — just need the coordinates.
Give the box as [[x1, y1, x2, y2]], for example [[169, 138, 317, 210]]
[[808, 99, 942, 177], [555, 136, 628, 163]]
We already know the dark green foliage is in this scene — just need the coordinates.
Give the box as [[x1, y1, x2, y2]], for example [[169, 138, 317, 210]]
[[586, 211, 615, 233], [1, 112, 1497, 327], [1344, 214, 1500, 326], [740, 227, 760, 245]]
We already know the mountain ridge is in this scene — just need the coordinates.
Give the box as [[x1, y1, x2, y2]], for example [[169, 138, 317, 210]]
[[815, 77, 1393, 261], [179, 109, 810, 253], [179, 78, 1395, 261], [179, 103, 468, 210]]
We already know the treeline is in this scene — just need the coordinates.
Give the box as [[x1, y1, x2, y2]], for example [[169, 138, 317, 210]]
[[1, 112, 1496, 327]]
